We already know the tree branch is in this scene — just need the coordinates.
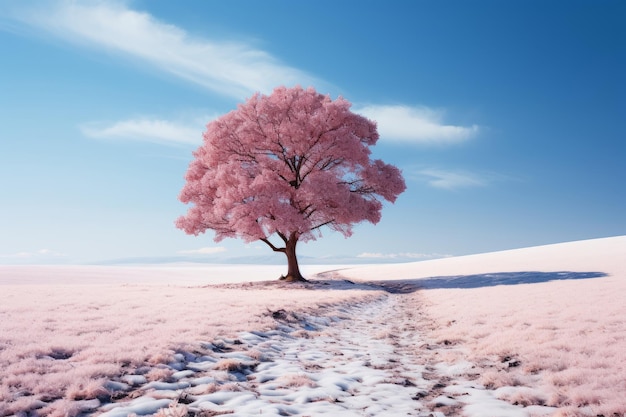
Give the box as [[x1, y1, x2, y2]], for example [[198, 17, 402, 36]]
[[277, 231, 289, 243], [260, 238, 285, 253], [310, 219, 335, 231]]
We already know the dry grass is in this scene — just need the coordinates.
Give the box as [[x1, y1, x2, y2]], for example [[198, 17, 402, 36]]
[[0, 270, 381, 417], [339, 236, 626, 416], [275, 373, 318, 388], [2, 237, 623, 416], [417, 274, 626, 415], [213, 359, 249, 372]]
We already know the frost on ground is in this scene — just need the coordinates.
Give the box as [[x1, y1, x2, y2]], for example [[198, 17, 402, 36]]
[[3, 281, 551, 417], [94, 286, 554, 417], [0, 271, 380, 417], [343, 236, 626, 416], [1, 236, 625, 416]]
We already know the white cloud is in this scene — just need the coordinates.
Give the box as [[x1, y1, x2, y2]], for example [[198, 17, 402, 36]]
[[0, 249, 67, 260], [7, 3, 479, 149], [356, 105, 479, 145], [0, 249, 66, 259], [11, 1, 320, 99], [357, 252, 451, 260], [178, 247, 227, 255], [412, 168, 515, 190], [81, 117, 205, 146], [0, 251, 32, 259], [417, 169, 488, 190], [244, 244, 264, 250]]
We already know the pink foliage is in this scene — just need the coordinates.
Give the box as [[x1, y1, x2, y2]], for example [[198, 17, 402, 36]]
[[176, 86, 405, 246]]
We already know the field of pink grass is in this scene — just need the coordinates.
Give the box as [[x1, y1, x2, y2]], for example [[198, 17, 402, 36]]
[[2, 236, 624, 417], [420, 272, 626, 416], [343, 235, 626, 416], [0, 266, 381, 417]]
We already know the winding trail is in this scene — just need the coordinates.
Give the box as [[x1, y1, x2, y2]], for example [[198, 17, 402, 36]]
[[93, 280, 547, 417]]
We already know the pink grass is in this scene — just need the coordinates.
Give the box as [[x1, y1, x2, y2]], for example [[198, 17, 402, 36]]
[[422, 275, 626, 412], [2, 237, 624, 416], [0, 267, 378, 416], [344, 236, 626, 416]]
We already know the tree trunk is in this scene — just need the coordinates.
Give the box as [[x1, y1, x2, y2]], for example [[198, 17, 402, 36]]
[[281, 235, 306, 282]]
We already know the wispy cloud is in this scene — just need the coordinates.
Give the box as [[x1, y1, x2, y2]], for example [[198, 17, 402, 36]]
[[417, 169, 488, 190], [0, 249, 67, 263], [8, 1, 320, 99], [409, 167, 516, 190], [6, 2, 481, 148], [356, 105, 479, 145], [177, 247, 227, 255], [81, 117, 206, 146], [357, 252, 451, 260], [1, 248, 66, 258]]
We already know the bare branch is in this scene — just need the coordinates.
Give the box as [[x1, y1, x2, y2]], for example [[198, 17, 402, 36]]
[[310, 219, 335, 231], [277, 231, 288, 243], [260, 238, 285, 253]]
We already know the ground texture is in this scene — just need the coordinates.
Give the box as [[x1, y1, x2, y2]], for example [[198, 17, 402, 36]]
[[81, 280, 558, 417]]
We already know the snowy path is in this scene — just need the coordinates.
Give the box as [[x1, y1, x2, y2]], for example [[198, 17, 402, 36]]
[[91, 281, 554, 417]]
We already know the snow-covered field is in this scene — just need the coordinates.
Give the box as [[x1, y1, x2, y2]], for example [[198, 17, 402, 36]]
[[0, 236, 624, 416]]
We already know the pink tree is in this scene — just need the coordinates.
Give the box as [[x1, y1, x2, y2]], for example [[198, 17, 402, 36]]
[[176, 86, 406, 282]]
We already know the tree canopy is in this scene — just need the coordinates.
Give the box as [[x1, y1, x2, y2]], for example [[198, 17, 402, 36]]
[[177, 86, 406, 281]]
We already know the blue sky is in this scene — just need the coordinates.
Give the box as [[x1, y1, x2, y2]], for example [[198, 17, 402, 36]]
[[0, 0, 624, 265]]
